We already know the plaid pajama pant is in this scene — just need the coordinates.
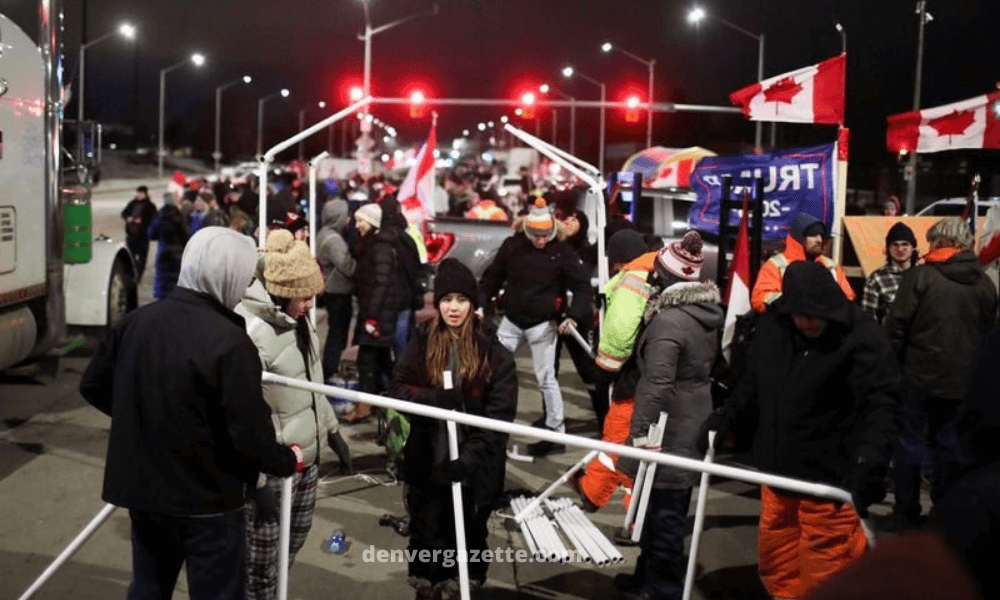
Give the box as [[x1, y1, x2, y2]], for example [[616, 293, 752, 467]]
[[245, 463, 319, 600]]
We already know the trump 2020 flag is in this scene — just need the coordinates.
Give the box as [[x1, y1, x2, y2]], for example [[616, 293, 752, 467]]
[[398, 117, 437, 228], [722, 194, 752, 363], [886, 91, 1000, 154], [730, 54, 845, 125]]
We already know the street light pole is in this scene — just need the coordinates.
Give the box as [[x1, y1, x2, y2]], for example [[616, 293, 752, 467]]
[[541, 84, 576, 155], [563, 67, 605, 174], [214, 75, 252, 176], [298, 101, 328, 160], [257, 89, 290, 158], [78, 23, 135, 162], [688, 7, 765, 152], [159, 53, 205, 179], [905, 1, 931, 215], [601, 42, 656, 148]]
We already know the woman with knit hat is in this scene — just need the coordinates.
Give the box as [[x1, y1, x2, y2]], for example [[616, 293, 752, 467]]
[[389, 258, 517, 600], [344, 200, 402, 422], [235, 229, 344, 600]]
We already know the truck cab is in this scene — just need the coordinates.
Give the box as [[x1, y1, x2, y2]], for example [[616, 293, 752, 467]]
[[0, 9, 136, 372]]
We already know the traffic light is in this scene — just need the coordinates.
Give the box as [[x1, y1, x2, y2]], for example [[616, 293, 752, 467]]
[[410, 90, 427, 118], [625, 95, 641, 124], [521, 92, 536, 119]]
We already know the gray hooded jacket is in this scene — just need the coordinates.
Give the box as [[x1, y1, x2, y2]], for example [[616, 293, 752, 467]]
[[177, 226, 257, 309], [632, 281, 724, 489], [316, 200, 356, 295]]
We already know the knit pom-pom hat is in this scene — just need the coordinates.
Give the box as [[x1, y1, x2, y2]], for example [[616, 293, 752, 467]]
[[656, 231, 705, 282], [524, 198, 555, 239], [355, 202, 382, 229], [263, 229, 324, 299]]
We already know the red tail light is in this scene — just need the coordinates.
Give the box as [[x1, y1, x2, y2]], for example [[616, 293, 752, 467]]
[[424, 232, 455, 264]]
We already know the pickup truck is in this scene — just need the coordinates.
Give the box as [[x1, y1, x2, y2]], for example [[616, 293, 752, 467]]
[[424, 186, 721, 286]]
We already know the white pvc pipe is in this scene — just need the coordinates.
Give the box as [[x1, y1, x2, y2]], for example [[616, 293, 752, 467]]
[[18, 503, 117, 600], [561, 501, 624, 563], [307, 150, 330, 327], [547, 502, 593, 564], [260, 373, 863, 519], [277, 476, 293, 600], [683, 431, 716, 600], [622, 461, 648, 538], [566, 323, 594, 357], [546, 499, 603, 565], [632, 412, 669, 543], [447, 419, 471, 600], [258, 98, 372, 248], [511, 498, 541, 559], [513, 450, 598, 521]]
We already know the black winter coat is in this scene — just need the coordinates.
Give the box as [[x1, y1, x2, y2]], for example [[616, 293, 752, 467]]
[[80, 287, 296, 515], [479, 232, 592, 329], [885, 251, 997, 400], [148, 205, 189, 300], [728, 302, 903, 486], [389, 319, 518, 506], [354, 229, 402, 347]]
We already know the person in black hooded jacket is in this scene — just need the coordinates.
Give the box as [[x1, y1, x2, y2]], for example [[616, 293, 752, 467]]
[[705, 260, 902, 600]]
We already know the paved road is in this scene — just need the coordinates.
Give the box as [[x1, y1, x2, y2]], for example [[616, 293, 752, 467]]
[[0, 180, 909, 599]]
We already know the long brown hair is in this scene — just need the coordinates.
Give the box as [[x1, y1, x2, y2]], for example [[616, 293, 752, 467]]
[[425, 312, 489, 388]]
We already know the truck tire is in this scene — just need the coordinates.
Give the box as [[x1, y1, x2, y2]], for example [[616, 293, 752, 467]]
[[107, 257, 137, 328]]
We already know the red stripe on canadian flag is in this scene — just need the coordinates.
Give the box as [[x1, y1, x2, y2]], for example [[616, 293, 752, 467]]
[[729, 54, 845, 125], [722, 196, 752, 363], [398, 122, 438, 227], [887, 91, 1000, 154]]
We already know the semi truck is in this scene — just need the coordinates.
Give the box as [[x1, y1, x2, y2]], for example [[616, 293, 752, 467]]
[[0, 3, 137, 373]]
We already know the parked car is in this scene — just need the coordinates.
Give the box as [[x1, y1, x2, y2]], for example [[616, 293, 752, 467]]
[[916, 197, 1000, 217]]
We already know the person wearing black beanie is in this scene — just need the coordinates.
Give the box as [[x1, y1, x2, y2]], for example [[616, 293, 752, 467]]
[[389, 257, 517, 599], [861, 221, 918, 324]]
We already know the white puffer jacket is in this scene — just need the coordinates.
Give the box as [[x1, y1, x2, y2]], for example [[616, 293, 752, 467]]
[[236, 278, 338, 465]]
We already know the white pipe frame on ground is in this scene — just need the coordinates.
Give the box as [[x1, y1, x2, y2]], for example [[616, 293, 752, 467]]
[[258, 97, 372, 248], [556, 498, 624, 563], [683, 430, 717, 600], [261, 372, 865, 527], [514, 449, 598, 521]]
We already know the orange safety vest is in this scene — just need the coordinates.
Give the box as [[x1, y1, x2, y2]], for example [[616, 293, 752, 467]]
[[465, 200, 508, 221], [751, 236, 855, 313]]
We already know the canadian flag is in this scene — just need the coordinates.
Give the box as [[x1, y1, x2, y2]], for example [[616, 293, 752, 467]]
[[166, 170, 187, 200], [886, 91, 1000, 154], [722, 195, 752, 363], [729, 54, 845, 125], [398, 117, 437, 228]]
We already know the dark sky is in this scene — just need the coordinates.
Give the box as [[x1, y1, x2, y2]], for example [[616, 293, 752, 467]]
[[5, 0, 1000, 191]]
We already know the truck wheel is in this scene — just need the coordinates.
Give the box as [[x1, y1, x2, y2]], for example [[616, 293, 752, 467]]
[[107, 258, 136, 327]]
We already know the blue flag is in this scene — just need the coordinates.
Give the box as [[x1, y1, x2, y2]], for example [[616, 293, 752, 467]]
[[689, 143, 836, 242]]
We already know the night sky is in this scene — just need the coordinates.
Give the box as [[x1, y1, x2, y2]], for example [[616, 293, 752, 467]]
[[4, 0, 999, 193]]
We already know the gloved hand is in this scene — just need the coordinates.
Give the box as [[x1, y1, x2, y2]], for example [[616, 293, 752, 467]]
[[252, 485, 279, 526], [557, 318, 577, 336], [846, 457, 887, 517], [697, 408, 730, 454], [437, 388, 464, 410], [289, 443, 304, 473], [443, 459, 469, 483], [364, 319, 380, 338], [327, 430, 352, 475]]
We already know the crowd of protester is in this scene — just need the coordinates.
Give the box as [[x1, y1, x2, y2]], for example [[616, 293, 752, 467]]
[[102, 159, 1000, 600]]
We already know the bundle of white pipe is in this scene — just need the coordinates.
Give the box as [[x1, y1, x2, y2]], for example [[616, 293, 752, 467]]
[[552, 498, 625, 564], [510, 496, 569, 563], [544, 499, 605, 565]]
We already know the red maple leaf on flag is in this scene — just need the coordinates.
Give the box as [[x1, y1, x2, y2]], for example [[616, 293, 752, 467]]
[[659, 166, 674, 179], [763, 77, 803, 104], [928, 109, 977, 137]]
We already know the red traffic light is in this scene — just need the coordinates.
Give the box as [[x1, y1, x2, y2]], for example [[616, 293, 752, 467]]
[[349, 86, 364, 102], [625, 95, 642, 123], [410, 90, 427, 118], [521, 92, 536, 119]]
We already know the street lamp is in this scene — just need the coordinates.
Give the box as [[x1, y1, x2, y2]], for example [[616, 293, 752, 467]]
[[298, 100, 328, 160], [601, 41, 656, 149], [562, 66, 606, 174], [214, 75, 252, 175], [159, 52, 205, 179], [257, 88, 290, 157], [78, 22, 136, 161], [540, 83, 576, 155], [357, 0, 439, 171], [687, 5, 765, 152], [905, 1, 933, 214]]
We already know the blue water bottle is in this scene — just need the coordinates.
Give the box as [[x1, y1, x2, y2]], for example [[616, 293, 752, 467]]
[[324, 528, 347, 554]]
